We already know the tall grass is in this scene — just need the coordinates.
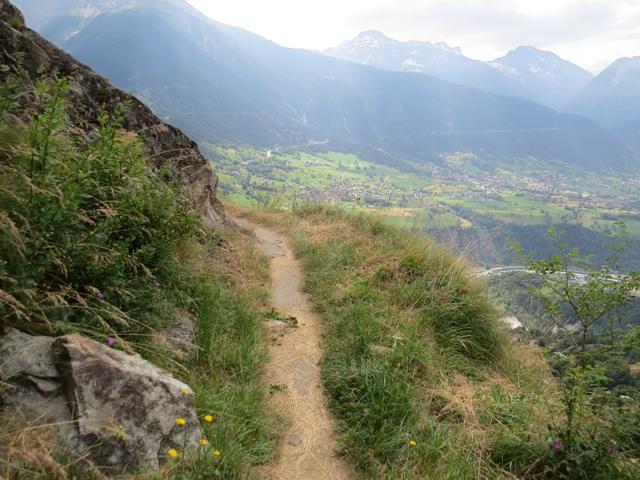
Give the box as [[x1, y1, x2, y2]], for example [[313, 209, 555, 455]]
[[0, 77, 199, 345], [238, 205, 564, 479], [0, 77, 277, 478]]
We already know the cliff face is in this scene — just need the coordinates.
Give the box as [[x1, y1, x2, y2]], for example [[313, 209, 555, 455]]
[[0, 0, 225, 223]]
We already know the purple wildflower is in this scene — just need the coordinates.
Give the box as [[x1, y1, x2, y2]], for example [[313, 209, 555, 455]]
[[106, 337, 116, 347], [553, 441, 563, 451], [154, 280, 161, 288], [96, 290, 105, 300], [607, 445, 620, 455]]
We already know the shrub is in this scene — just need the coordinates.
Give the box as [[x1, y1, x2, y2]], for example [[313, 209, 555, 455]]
[[0, 76, 200, 344]]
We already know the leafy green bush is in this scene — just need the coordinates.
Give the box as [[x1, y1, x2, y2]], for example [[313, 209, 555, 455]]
[[498, 227, 640, 479], [0, 77, 199, 342]]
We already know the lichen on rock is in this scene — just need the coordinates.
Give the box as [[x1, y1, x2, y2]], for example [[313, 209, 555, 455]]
[[0, 329, 203, 473]]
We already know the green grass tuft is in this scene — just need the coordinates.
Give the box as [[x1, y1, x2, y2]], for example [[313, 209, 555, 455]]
[[232, 204, 632, 478]]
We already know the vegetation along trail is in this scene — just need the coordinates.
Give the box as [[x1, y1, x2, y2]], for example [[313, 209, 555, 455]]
[[234, 217, 353, 480]]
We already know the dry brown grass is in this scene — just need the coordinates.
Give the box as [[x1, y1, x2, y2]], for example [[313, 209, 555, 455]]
[[0, 414, 108, 480]]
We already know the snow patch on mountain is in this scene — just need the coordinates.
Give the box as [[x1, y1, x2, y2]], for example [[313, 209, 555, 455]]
[[488, 62, 520, 77], [402, 58, 424, 71]]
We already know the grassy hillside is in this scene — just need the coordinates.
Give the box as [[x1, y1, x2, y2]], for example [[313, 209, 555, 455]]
[[236, 206, 598, 479], [2, 77, 636, 479]]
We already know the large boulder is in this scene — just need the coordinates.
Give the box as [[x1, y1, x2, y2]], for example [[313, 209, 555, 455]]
[[54, 334, 203, 472], [0, 329, 203, 473]]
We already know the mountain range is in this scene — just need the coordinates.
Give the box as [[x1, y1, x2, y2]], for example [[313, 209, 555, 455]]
[[326, 31, 640, 149], [12, 0, 637, 170], [569, 57, 640, 147], [325, 31, 593, 111]]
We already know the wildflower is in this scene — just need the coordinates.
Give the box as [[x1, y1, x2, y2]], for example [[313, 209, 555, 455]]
[[155, 280, 161, 288], [553, 441, 563, 451], [175, 418, 186, 426], [203, 414, 214, 423], [213, 449, 221, 457], [167, 448, 179, 458], [96, 290, 105, 300], [181, 388, 191, 396], [199, 438, 209, 446], [607, 445, 620, 455], [408, 440, 417, 447], [105, 337, 116, 347]]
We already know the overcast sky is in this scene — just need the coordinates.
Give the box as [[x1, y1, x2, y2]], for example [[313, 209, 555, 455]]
[[186, 0, 639, 73]]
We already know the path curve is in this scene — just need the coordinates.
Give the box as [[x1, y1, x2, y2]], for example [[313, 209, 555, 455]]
[[235, 218, 352, 480]]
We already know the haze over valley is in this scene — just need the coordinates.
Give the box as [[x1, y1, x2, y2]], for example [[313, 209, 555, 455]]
[[14, 0, 640, 268], [2, 1, 640, 477]]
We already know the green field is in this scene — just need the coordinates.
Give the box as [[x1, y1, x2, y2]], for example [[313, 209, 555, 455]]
[[206, 144, 640, 239]]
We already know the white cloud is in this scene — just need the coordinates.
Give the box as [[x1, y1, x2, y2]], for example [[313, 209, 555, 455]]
[[186, 0, 640, 72]]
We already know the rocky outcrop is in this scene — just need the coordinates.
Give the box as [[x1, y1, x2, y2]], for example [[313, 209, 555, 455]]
[[0, 0, 225, 223], [0, 329, 203, 473]]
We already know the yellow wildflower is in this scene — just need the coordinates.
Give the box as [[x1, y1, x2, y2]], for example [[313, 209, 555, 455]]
[[181, 388, 191, 395], [203, 414, 214, 423], [199, 438, 209, 446], [408, 440, 417, 447], [213, 449, 221, 457], [175, 417, 186, 426], [167, 448, 179, 458]]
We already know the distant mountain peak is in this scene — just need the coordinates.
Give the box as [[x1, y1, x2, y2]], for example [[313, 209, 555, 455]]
[[356, 30, 388, 39], [431, 41, 462, 55], [338, 31, 462, 55], [514, 45, 548, 53], [350, 30, 395, 49], [326, 35, 594, 109], [586, 56, 640, 89], [569, 56, 640, 144], [497, 45, 567, 64], [606, 56, 640, 71]]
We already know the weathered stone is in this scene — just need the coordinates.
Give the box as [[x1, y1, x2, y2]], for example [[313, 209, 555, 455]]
[[53, 334, 203, 472], [0, 329, 203, 474], [153, 311, 197, 362], [267, 320, 290, 329], [0, 328, 58, 379], [370, 344, 393, 355], [0, 329, 76, 446], [0, 0, 226, 225]]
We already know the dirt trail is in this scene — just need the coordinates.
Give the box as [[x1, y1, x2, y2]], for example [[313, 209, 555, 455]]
[[235, 218, 352, 480]]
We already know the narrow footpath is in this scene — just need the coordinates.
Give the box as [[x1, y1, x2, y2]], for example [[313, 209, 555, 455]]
[[234, 218, 352, 480]]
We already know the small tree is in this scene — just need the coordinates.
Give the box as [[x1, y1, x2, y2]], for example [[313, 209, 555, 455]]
[[514, 224, 640, 478]]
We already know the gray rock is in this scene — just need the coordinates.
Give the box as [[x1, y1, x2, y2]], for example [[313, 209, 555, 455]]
[[0, 329, 76, 446], [287, 434, 303, 446], [54, 334, 203, 472], [267, 320, 290, 329], [153, 311, 197, 362], [0, 328, 57, 379], [370, 344, 392, 355], [0, 329, 203, 473]]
